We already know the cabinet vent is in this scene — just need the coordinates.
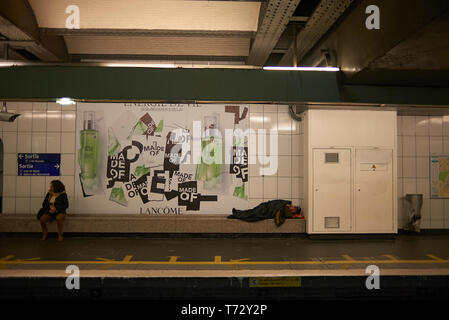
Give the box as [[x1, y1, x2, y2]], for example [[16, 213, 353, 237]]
[[325, 217, 340, 228], [325, 152, 339, 163]]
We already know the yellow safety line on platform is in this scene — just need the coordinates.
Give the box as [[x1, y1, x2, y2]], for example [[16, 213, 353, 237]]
[[427, 254, 444, 261]]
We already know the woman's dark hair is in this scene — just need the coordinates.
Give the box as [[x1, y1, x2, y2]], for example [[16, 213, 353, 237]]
[[51, 180, 66, 193]]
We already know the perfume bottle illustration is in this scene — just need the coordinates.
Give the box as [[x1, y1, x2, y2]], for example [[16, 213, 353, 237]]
[[195, 114, 224, 190], [79, 111, 99, 193]]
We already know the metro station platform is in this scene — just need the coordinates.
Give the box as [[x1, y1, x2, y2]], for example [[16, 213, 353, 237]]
[[1, 233, 449, 300]]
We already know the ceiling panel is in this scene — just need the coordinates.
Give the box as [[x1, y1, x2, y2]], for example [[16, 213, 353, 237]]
[[64, 35, 250, 56], [28, 0, 261, 32]]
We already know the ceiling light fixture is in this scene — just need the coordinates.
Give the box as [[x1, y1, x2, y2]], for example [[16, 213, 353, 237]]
[[263, 66, 340, 71], [56, 98, 76, 105]]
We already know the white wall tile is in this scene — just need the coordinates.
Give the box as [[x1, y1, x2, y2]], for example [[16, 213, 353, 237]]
[[3, 132, 17, 153], [291, 135, 300, 156], [249, 198, 262, 208], [47, 102, 61, 111], [61, 154, 75, 175], [443, 138, 449, 155], [46, 110, 61, 132], [402, 136, 415, 156], [249, 104, 263, 114], [403, 178, 417, 194], [15, 198, 30, 214], [45, 176, 53, 190], [263, 113, 277, 131], [430, 220, 445, 228], [31, 133, 46, 153], [415, 116, 429, 136], [416, 158, 429, 178], [263, 177, 277, 198], [291, 155, 300, 177], [415, 136, 429, 156], [31, 176, 47, 197], [277, 156, 291, 177], [3, 176, 16, 197], [32, 111, 47, 132], [445, 200, 449, 220], [63, 103, 77, 111], [397, 116, 402, 135], [277, 105, 288, 113], [429, 137, 443, 155], [292, 178, 300, 199], [397, 136, 403, 156], [402, 158, 416, 178], [421, 199, 430, 221], [277, 113, 291, 135], [278, 135, 291, 156], [250, 114, 264, 130], [397, 158, 403, 178], [18, 102, 33, 111], [61, 132, 76, 154], [59, 176, 75, 198], [264, 104, 278, 113], [430, 200, 444, 220], [416, 178, 430, 199], [2, 197, 15, 213], [16, 176, 31, 197], [443, 116, 449, 136], [17, 112, 33, 132], [62, 111, 76, 132], [4, 154, 17, 175], [46, 133, 61, 153], [33, 102, 47, 111], [30, 198, 43, 213], [298, 178, 304, 198], [421, 220, 430, 228], [249, 162, 262, 177], [249, 177, 263, 198], [429, 117, 443, 136], [298, 156, 304, 177], [291, 119, 300, 135], [278, 177, 291, 198], [397, 178, 403, 198], [17, 133, 32, 153], [401, 116, 415, 135]]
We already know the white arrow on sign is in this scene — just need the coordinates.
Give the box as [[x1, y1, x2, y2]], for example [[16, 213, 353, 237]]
[[54, 164, 60, 169], [18, 154, 24, 159]]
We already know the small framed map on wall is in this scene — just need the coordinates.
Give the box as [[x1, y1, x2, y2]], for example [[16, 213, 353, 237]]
[[430, 156, 449, 198]]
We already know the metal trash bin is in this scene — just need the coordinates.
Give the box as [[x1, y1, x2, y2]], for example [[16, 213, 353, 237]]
[[404, 194, 423, 232]]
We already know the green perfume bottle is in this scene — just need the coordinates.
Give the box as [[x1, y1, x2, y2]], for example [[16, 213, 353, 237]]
[[79, 111, 98, 181]]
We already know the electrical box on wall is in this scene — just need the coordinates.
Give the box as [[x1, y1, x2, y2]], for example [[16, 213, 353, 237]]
[[302, 109, 397, 234]]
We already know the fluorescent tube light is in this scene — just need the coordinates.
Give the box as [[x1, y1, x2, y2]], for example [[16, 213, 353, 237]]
[[263, 66, 340, 71], [56, 97, 76, 105]]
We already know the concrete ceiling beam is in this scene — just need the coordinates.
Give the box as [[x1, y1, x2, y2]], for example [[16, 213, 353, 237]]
[[0, 0, 67, 61], [246, 0, 301, 66]]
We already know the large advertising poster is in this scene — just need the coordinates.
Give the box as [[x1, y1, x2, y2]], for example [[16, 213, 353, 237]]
[[75, 103, 249, 215]]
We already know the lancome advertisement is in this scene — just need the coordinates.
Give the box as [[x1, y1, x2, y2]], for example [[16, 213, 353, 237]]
[[75, 103, 250, 214]]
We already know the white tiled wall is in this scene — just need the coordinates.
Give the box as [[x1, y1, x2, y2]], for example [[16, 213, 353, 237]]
[[398, 115, 449, 229], [1, 102, 76, 214], [247, 104, 304, 209]]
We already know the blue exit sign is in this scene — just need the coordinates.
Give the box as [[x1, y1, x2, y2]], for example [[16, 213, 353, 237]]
[[17, 153, 61, 176]]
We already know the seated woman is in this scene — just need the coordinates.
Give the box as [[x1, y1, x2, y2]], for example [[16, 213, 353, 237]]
[[38, 180, 69, 241]]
